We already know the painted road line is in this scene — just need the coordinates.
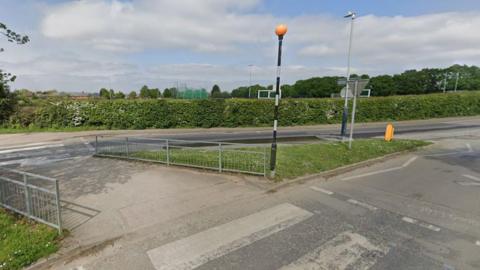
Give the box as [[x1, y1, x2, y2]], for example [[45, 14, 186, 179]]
[[476, 240, 480, 246], [342, 156, 418, 181], [463, 174, 480, 182], [0, 144, 64, 154], [279, 231, 388, 270], [347, 199, 378, 211], [402, 217, 440, 232], [0, 142, 56, 150], [342, 167, 400, 181], [147, 203, 313, 270], [401, 156, 418, 167], [466, 143, 473, 153], [310, 186, 334, 195], [80, 138, 95, 152], [456, 182, 480, 186]]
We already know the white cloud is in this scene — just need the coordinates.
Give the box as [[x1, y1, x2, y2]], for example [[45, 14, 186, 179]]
[[2, 0, 480, 92], [41, 0, 274, 52], [292, 12, 480, 69]]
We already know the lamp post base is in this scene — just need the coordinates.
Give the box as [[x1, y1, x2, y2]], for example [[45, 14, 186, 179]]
[[340, 107, 348, 137]]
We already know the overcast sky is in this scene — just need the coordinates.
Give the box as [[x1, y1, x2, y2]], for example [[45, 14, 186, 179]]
[[1, 0, 480, 93]]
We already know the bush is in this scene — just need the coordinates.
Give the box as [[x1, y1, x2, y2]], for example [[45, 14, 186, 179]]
[[7, 91, 480, 130]]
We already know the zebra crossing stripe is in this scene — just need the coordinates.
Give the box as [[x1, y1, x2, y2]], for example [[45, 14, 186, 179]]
[[147, 203, 312, 270]]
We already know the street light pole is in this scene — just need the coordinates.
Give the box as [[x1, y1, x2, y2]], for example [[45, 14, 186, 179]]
[[270, 24, 287, 178], [340, 11, 356, 138], [248, 64, 253, 98]]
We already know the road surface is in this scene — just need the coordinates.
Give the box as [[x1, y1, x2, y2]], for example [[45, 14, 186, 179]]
[[0, 116, 479, 269]]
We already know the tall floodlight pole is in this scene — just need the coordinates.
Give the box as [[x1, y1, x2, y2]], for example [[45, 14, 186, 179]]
[[248, 64, 254, 98], [270, 24, 287, 178], [443, 73, 448, 93], [340, 11, 356, 138], [454, 72, 459, 92]]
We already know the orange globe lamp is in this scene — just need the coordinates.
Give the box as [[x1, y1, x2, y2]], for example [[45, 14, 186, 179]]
[[275, 24, 288, 37]]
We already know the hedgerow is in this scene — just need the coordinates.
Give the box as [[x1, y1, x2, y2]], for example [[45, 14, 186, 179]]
[[9, 91, 480, 129]]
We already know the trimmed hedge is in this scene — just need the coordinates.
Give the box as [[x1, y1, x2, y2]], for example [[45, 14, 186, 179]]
[[10, 91, 480, 129]]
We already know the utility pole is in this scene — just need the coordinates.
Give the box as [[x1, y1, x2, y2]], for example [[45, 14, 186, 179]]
[[341, 11, 356, 138], [270, 24, 287, 178]]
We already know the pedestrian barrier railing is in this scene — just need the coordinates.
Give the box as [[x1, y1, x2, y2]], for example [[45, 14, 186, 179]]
[[0, 167, 62, 234], [95, 136, 269, 176]]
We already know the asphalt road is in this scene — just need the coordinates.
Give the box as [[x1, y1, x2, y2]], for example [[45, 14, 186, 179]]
[[42, 135, 479, 270], [2, 117, 479, 168], [1, 117, 480, 269]]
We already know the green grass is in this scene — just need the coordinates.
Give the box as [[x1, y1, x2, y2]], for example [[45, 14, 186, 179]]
[[273, 139, 430, 180], [0, 209, 59, 270], [101, 139, 430, 180]]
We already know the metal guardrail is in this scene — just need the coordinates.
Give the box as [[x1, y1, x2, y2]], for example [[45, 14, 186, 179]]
[[95, 136, 269, 176], [0, 167, 62, 234]]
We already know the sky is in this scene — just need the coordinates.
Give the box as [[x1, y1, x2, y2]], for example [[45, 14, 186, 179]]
[[1, 0, 480, 93]]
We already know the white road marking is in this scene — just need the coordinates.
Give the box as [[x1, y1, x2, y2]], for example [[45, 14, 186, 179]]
[[462, 174, 480, 182], [401, 156, 418, 167], [0, 142, 56, 150], [476, 240, 480, 246], [147, 203, 313, 270], [279, 231, 388, 270], [456, 182, 480, 186], [342, 167, 400, 181], [342, 156, 418, 181], [310, 186, 334, 195], [401, 216, 440, 232], [0, 144, 64, 154], [347, 199, 378, 211], [80, 138, 95, 152], [466, 143, 473, 152]]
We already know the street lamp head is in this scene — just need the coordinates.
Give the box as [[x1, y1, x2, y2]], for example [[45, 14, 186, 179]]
[[275, 24, 288, 37], [344, 11, 356, 19]]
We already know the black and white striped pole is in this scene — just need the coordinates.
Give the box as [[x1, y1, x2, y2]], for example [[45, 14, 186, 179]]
[[270, 24, 287, 178]]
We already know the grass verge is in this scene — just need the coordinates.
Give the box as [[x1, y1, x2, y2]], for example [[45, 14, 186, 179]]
[[0, 209, 59, 270], [273, 139, 430, 180], [100, 139, 430, 180]]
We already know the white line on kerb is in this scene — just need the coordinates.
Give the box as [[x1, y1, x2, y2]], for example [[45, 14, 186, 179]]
[[401, 216, 440, 232], [310, 186, 334, 195], [347, 199, 378, 211], [463, 174, 480, 182]]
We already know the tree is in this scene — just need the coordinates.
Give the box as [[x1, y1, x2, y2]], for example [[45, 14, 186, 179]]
[[139, 85, 150, 98], [211, 84, 221, 98], [150, 88, 161, 99], [114, 91, 125, 99], [99, 88, 110, 99], [0, 23, 29, 124], [163, 88, 172, 98], [368, 75, 396, 96], [128, 91, 137, 99]]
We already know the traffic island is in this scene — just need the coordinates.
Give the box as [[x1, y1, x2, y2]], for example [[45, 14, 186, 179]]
[[271, 139, 430, 181]]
